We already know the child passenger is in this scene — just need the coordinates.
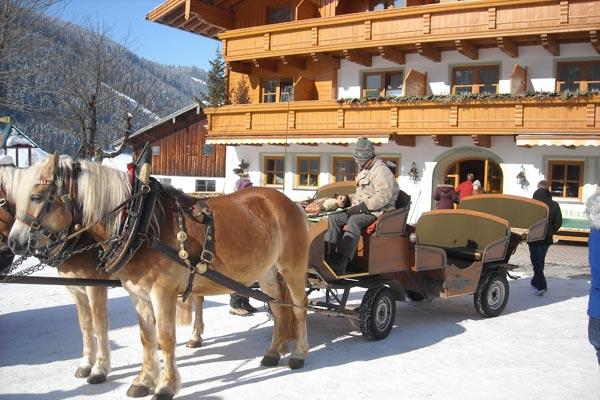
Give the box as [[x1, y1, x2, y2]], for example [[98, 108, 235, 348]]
[[306, 193, 351, 215]]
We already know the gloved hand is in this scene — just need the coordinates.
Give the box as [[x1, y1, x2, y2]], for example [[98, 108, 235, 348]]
[[346, 202, 369, 217]]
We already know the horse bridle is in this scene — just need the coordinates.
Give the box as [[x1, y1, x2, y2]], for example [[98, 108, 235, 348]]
[[17, 162, 82, 258]]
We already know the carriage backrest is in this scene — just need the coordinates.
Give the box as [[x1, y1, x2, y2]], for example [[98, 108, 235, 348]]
[[458, 194, 549, 242]]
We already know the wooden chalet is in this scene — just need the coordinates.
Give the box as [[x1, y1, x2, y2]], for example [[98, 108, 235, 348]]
[[126, 103, 226, 194], [0, 117, 48, 167], [147, 0, 600, 240]]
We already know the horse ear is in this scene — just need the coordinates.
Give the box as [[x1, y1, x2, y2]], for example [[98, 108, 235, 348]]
[[41, 152, 59, 181]]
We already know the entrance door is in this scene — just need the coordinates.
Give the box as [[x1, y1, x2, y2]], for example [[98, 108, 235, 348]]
[[444, 158, 503, 193]]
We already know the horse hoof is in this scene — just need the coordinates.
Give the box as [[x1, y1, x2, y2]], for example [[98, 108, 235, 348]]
[[151, 388, 174, 400], [127, 384, 152, 398], [260, 354, 280, 367], [186, 339, 203, 348], [74, 366, 92, 378], [288, 358, 305, 370], [87, 373, 107, 384], [151, 394, 174, 400]]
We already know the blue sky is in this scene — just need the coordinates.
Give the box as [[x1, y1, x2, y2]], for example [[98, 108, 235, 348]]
[[58, 0, 219, 70]]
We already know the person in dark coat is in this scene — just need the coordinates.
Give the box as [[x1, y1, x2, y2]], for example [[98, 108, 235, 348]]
[[585, 192, 600, 365], [528, 180, 563, 296], [432, 183, 457, 209], [229, 171, 259, 316]]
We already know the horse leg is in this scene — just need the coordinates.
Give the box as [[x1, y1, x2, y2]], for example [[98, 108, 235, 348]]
[[66, 285, 96, 379], [257, 267, 287, 367], [187, 295, 204, 348], [126, 292, 160, 398], [86, 286, 110, 384], [277, 268, 309, 370], [151, 287, 180, 400]]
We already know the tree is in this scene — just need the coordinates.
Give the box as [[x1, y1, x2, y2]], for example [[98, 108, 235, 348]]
[[0, 0, 63, 110], [231, 76, 250, 105], [202, 49, 228, 107], [52, 19, 156, 159]]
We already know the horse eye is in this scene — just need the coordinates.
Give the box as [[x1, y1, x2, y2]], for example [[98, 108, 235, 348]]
[[31, 195, 42, 203]]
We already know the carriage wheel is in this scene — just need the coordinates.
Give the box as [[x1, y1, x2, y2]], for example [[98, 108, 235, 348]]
[[358, 286, 396, 340], [474, 272, 509, 318]]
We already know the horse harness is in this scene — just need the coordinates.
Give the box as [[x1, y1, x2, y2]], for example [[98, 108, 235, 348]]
[[17, 162, 83, 260]]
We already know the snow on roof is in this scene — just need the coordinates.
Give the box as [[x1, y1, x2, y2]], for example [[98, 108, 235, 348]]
[[102, 153, 132, 171]]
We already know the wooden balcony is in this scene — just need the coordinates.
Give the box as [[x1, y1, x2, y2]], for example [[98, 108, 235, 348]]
[[203, 95, 600, 145], [221, 0, 600, 64]]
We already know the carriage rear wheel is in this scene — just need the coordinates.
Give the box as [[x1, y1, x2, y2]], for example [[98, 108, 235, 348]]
[[474, 272, 509, 318], [359, 286, 396, 340]]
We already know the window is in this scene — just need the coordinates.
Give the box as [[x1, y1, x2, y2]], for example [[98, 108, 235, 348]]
[[264, 156, 284, 186], [370, 0, 406, 10], [296, 157, 320, 188], [195, 179, 216, 192], [262, 78, 293, 103], [363, 71, 403, 99], [151, 145, 160, 156], [332, 157, 358, 182], [268, 6, 292, 24], [557, 61, 600, 92], [452, 65, 499, 95], [157, 177, 172, 186], [382, 157, 400, 177], [548, 160, 584, 199], [202, 144, 214, 156]]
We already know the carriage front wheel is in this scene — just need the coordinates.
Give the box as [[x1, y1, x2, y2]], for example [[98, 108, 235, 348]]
[[474, 272, 509, 318], [359, 286, 396, 340]]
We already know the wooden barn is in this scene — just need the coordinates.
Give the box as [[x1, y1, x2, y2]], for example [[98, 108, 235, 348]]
[[126, 103, 227, 194]]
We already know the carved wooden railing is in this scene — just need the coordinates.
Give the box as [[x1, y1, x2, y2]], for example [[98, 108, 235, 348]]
[[220, 0, 600, 62], [203, 95, 600, 140]]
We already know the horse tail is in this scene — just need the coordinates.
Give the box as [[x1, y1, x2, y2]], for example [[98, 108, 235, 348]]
[[276, 272, 299, 343], [176, 297, 193, 326]]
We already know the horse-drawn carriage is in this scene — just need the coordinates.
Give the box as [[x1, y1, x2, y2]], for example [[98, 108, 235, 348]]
[[304, 181, 549, 340]]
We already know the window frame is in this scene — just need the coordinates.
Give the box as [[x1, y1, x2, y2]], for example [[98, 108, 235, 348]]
[[547, 160, 585, 200], [332, 156, 358, 182], [151, 145, 160, 156], [556, 60, 600, 92], [295, 156, 320, 189], [263, 155, 285, 187], [382, 156, 401, 178], [267, 5, 293, 24], [202, 143, 214, 156], [362, 70, 404, 99], [261, 77, 294, 103], [451, 64, 500, 95], [195, 179, 216, 193]]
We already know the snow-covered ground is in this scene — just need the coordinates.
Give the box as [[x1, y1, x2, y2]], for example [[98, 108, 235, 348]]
[[1, 253, 598, 400]]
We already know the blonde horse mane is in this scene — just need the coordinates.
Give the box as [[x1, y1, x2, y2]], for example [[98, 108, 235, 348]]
[[17, 157, 132, 235]]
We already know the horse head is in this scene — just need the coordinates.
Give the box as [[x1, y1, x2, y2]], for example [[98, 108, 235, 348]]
[[8, 154, 75, 257], [0, 165, 17, 249]]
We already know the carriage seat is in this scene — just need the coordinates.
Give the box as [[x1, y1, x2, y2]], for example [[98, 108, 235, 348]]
[[342, 205, 410, 237], [441, 246, 482, 262]]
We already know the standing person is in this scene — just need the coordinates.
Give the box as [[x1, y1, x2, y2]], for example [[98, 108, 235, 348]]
[[324, 137, 399, 275], [432, 183, 457, 210], [229, 168, 259, 316], [455, 173, 474, 201], [585, 192, 600, 366], [529, 180, 563, 296]]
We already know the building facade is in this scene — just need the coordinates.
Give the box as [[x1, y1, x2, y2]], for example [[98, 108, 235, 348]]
[[147, 0, 600, 230]]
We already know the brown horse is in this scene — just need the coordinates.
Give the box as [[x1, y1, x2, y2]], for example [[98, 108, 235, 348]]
[[0, 162, 206, 387], [8, 154, 310, 400]]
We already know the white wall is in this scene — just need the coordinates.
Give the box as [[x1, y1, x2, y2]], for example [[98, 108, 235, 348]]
[[229, 138, 600, 223], [337, 43, 599, 98], [153, 174, 227, 194]]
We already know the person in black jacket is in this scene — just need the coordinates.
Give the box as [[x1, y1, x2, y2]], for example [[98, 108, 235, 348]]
[[529, 180, 563, 296]]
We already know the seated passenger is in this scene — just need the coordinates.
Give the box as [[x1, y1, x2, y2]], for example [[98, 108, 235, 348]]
[[324, 137, 400, 275], [305, 193, 350, 216]]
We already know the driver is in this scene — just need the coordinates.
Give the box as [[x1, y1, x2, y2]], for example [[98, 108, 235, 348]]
[[324, 137, 399, 275]]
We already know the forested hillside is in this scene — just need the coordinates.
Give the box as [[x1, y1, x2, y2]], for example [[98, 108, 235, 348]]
[[0, 5, 207, 155]]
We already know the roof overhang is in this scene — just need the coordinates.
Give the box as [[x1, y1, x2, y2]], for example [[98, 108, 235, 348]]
[[206, 135, 390, 145], [146, 0, 238, 39], [516, 134, 600, 147]]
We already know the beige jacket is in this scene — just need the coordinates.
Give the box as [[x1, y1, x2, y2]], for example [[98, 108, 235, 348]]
[[351, 156, 400, 216]]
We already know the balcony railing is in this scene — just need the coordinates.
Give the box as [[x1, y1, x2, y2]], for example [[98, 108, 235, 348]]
[[204, 95, 600, 142], [220, 0, 600, 62]]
